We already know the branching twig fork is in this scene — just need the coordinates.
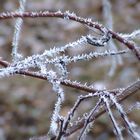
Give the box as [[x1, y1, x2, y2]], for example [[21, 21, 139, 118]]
[[64, 80, 140, 137]]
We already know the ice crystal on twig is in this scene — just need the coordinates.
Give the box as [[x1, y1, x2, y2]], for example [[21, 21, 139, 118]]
[[79, 99, 102, 140], [119, 29, 140, 40], [99, 91, 140, 140], [127, 102, 140, 113], [49, 50, 128, 65], [46, 70, 65, 138], [86, 33, 110, 47], [62, 93, 95, 135], [101, 93, 123, 140], [43, 35, 87, 57]]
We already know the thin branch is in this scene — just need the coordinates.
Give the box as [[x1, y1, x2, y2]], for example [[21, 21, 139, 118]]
[[101, 94, 123, 140], [0, 58, 123, 94], [78, 99, 102, 140], [56, 117, 64, 140], [63, 94, 95, 134], [64, 79, 140, 137], [49, 50, 128, 64], [0, 11, 140, 60], [108, 94, 140, 139], [0, 58, 98, 93]]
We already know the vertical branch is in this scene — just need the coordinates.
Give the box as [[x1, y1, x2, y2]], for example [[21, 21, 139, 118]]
[[64, 80, 140, 137], [12, 0, 26, 61], [46, 71, 65, 139], [102, 0, 113, 30], [56, 117, 64, 140], [48, 97, 62, 139], [101, 94, 123, 140], [102, 0, 123, 76]]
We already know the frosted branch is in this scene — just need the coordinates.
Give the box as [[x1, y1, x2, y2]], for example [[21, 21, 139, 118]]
[[78, 99, 102, 140], [47, 70, 65, 138], [0, 11, 139, 59], [101, 93, 123, 140], [108, 93, 140, 139], [119, 29, 140, 40]]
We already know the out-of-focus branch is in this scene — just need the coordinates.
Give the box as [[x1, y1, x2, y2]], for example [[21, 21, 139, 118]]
[[12, 0, 26, 61]]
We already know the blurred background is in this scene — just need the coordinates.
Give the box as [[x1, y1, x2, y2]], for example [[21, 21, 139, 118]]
[[0, 0, 140, 139]]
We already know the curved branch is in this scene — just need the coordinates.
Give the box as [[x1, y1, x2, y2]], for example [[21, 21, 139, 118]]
[[0, 11, 140, 60]]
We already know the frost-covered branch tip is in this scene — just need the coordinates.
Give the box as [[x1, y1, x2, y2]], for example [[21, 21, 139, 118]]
[[119, 29, 140, 40]]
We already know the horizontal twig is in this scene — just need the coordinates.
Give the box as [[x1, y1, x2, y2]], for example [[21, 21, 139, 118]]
[[0, 58, 122, 94]]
